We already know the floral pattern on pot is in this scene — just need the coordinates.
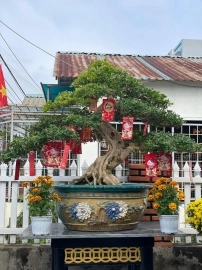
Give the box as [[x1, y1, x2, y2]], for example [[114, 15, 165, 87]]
[[61, 202, 94, 222], [98, 200, 146, 221], [60, 200, 146, 223], [104, 201, 128, 221]]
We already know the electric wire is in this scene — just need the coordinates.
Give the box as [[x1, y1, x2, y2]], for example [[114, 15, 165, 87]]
[[1, 61, 42, 94], [0, 54, 26, 96], [0, 21, 83, 71], [0, 50, 43, 94], [0, 33, 42, 92], [5, 79, 23, 103]]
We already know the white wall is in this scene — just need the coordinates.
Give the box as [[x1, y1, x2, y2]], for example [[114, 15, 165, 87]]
[[144, 81, 202, 120], [79, 141, 99, 175]]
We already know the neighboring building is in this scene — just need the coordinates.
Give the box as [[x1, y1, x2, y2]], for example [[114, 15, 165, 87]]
[[168, 39, 202, 57]]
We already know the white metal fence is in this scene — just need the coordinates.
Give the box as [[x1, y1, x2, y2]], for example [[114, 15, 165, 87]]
[[0, 157, 202, 244]]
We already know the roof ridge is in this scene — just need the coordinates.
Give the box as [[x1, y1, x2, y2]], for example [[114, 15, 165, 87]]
[[56, 51, 202, 59]]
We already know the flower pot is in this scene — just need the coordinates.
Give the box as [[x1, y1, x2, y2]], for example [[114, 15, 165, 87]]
[[53, 184, 152, 232], [31, 216, 52, 235], [159, 215, 179, 234]]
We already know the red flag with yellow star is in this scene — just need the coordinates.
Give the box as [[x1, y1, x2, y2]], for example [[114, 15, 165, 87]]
[[0, 65, 8, 107]]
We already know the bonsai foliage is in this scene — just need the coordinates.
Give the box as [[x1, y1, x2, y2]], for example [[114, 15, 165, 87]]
[[0, 60, 201, 185]]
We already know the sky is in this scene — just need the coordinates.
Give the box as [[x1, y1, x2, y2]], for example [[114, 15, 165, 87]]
[[1, 0, 202, 103]]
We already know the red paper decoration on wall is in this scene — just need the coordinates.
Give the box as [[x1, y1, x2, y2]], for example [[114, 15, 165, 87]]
[[145, 153, 158, 177], [102, 99, 115, 121], [43, 141, 62, 167], [121, 116, 134, 140]]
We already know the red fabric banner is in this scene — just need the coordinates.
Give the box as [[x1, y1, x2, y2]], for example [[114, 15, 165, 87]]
[[14, 159, 21, 180], [143, 121, 148, 136], [0, 65, 8, 107], [121, 116, 134, 140], [60, 143, 70, 169], [81, 127, 92, 141], [102, 99, 115, 121], [43, 141, 62, 167], [29, 151, 35, 176], [145, 153, 158, 177], [158, 153, 172, 172], [89, 98, 97, 111]]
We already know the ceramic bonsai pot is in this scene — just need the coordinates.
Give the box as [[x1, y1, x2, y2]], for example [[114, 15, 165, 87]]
[[54, 184, 151, 231]]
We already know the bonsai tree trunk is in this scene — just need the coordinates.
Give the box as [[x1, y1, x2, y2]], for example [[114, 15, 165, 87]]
[[71, 122, 139, 185]]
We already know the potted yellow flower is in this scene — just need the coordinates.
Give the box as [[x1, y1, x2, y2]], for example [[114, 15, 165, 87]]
[[148, 177, 185, 233], [186, 198, 202, 234], [22, 175, 61, 235]]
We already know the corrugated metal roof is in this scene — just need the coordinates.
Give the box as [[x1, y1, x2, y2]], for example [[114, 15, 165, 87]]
[[22, 96, 46, 107], [53, 52, 202, 81]]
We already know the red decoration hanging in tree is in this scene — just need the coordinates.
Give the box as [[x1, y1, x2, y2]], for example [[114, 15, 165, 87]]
[[43, 141, 62, 167], [145, 153, 158, 177], [14, 159, 21, 180], [89, 98, 97, 111], [71, 141, 82, 154], [29, 151, 35, 176], [81, 127, 92, 141], [143, 121, 148, 136], [121, 116, 134, 140], [60, 143, 70, 169], [102, 99, 115, 121]]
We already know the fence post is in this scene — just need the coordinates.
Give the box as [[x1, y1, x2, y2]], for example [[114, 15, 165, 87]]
[[59, 168, 65, 176], [81, 160, 88, 175], [183, 161, 190, 177], [0, 163, 8, 176], [47, 167, 54, 176], [70, 161, 77, 176], [35, 160, 43, 176], [23, 159, 29, 176], [194, 162, 201, 177], [115, 164, 122, 178], [173, 161, 180, 177]]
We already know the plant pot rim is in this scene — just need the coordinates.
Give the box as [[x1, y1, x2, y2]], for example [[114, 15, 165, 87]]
[[159, 214, 179, 217], [53, 183, 152, 193], [30, 216, 52, 218]]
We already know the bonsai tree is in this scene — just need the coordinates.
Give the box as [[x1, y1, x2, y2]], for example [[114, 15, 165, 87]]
[[0, 60, 201, 185]]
